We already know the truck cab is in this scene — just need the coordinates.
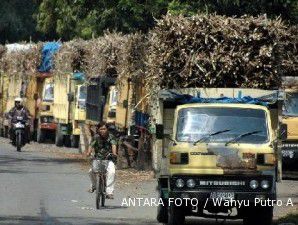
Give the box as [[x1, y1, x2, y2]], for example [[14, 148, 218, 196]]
[[154, 88, 280, 225], [281, 88, 298, 172], [53, 72, 86, 148]]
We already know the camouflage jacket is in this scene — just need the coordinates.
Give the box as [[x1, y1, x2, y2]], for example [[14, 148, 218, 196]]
[[90, 133, 117, 160]]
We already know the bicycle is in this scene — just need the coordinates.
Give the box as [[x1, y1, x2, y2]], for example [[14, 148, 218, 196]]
[[91, 153, 116, 209]]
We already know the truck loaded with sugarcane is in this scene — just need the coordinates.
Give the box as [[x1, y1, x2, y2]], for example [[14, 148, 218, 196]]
[[0, 14, 296, 190], [145, 15, 296, 225], [281, 76, 298, 177]]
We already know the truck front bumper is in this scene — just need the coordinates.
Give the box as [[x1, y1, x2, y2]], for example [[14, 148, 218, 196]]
[[40, 123, 57, 130], [169, 190, 275, 203]]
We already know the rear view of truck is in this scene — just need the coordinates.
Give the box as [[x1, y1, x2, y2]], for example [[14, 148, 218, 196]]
[[154, 88, 283, 225], [53, 72, 86, 148]]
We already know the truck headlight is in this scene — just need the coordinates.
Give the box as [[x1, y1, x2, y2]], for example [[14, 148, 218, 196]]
[[250, 180, 259, 189], [261, 180, 270, 189], [186, 179, 196, 188], [257, 153, 275, 165], [264, 154, 276, 165], [176, 179, 185, 188], [170, 152, 189, 164]]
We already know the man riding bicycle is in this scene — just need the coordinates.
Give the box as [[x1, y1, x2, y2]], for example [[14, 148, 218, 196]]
[[86, 122, 117, 199]]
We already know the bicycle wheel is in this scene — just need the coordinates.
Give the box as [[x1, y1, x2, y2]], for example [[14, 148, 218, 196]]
[[101, 176, 106, 207], [96, 175, 102, 209]]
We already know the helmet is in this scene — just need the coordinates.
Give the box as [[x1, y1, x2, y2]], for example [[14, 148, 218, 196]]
[[14, 97, 23, 103]]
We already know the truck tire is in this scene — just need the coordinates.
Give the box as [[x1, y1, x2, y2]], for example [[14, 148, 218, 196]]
[[64, 135, 71, 148], [157, 202, 168, 223], [168, 204, 185, 225], [70, 135, 80, 148], [157, 188, 168, 223], [4, 126, 8, 138], [55, 125, 64, 147], [243, 207, 273, 225], [37, 128, 45, 143]]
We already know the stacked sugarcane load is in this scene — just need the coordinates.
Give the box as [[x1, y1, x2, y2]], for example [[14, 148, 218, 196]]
[[53, 39, 89, 77], [145, 14, 298, 91], [0, 45, 6, 62], [0, 43, 42, 78]]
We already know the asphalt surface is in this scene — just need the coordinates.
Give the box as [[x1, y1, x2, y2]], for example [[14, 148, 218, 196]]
[[0, 138, 297, 225]]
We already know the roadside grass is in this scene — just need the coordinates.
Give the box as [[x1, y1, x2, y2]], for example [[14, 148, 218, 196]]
[[278, 213, 298, 224]]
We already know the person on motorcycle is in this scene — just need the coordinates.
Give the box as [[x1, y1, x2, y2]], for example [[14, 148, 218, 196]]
[[7, 97, 31, 144], [86, 122, 118, 199]]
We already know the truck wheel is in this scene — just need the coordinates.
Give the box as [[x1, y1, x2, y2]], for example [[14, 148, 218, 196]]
[[4, 126, 8, 138], [168, 204, 185, 225], [157, 188, 168, 223], [157, 202, 168, 223], [55, 125, 64, 147], [64, 135, 71, 148], [70, 135, 80, 148], [243, 207, 273, 225], [37, 128, 45, 143]]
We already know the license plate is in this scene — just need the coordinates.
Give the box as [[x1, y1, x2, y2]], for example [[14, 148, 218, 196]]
[[210, 192, 234, 200], [15, 123, 24, 128], [282, 150, 295, 159]]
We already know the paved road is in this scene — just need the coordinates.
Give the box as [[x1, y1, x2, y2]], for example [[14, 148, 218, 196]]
[[0, 139, 297, 225]]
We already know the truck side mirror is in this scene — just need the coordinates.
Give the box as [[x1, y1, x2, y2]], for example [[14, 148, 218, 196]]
[[279, 123, 288, 141], [156, 124, 164, 139], [68, 93, 74, 102]]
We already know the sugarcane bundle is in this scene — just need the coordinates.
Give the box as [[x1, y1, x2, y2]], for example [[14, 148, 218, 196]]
[[0, 43, 41, 78], [84, 32, 127, 78], [146, 14, 298, 90], [117, 33, 148, 81], [0, 45, 6, 61], [53, 39, 89, 77]]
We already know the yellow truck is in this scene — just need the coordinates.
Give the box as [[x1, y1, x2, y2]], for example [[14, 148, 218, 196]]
[[53, 72, 86, 148], [0, 73, 9, 137], [0, 72, 56, 143], [281, 76, 298, 175], [153, 88, 283, 225], [36, 74, 56, 143]]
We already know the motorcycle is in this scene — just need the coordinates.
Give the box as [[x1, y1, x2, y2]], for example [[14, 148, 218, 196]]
[[12, 116, 26, 152]]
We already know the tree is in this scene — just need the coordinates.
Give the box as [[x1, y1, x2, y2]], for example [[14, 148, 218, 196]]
[[36, 0, 169, 40], [167, 0, 298, 24], [0, 0, 41, 44]]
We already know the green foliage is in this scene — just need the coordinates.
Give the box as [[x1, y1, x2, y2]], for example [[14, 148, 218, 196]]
[[0, 0, 41, 44], [36, 0, 169, 40], [168, 0, 298, 23], [0, 0, 297, 43]]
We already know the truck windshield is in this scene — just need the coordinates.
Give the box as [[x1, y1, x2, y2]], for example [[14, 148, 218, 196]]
[[78, 85, 87, 109], [176, 107, 268, 144], [43, 83, 54, 102], [283, 93, 298, 116]]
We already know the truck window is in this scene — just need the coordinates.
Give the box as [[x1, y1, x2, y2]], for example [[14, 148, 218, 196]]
[[283, 93, 298, 116], [110, 89, 118, 106], [79, 86, 87, 100], [176, 107, 268, 144], [78, 85, 86, 109], [43, 83, 54, 102]]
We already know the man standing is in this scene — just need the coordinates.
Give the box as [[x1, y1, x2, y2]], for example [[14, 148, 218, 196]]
[[86, 122, 117, 199]]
